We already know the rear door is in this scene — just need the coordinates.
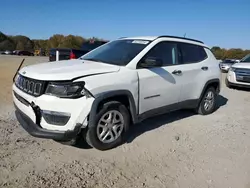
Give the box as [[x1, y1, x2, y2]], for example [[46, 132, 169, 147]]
[[176, 43, 209, 101]]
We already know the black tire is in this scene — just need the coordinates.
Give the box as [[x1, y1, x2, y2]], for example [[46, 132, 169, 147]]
[[197, 87, 217, 115], [86, 101, 130, 150]]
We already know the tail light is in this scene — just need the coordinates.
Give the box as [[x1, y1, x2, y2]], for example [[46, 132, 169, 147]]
[[70, 51, 76, 59]]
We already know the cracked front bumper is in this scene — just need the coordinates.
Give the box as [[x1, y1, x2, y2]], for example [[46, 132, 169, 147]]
[[15, 103, 81, 140]]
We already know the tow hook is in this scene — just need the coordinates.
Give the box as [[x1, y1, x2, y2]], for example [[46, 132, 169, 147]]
[[30, 102, 42, 125]]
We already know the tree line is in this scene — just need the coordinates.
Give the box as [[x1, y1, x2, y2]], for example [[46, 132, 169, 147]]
[[0, 31, 105, 54], [0, 31, 249, 59], [211, 46, 250, 60]]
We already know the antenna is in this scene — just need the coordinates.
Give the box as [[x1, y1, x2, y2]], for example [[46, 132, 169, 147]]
[[184, 33, 186, 38]]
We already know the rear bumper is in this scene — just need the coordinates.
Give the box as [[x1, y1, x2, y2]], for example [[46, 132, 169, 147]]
[[15, 104, 81, 141]]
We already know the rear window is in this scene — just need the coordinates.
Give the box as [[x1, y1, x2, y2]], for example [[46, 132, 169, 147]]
[[179, 43, 207, 64]]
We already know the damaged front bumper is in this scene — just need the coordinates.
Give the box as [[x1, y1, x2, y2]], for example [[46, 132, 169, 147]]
[[15, 103, 81, 141]]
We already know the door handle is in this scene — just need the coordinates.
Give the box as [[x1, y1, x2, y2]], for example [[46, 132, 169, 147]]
[[172, 70, 182, 75], [201, 66, 208, 71]]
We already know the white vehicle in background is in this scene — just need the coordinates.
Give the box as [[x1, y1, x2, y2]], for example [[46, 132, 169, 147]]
[[3, 50, 13, 55], [219, 59, 236, 72], [226, 54, 250, 88], [13, 36, 221, 150]]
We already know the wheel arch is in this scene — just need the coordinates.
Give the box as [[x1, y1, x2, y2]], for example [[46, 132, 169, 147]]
[[88, 90, 138, 128], [199, 78, 220, 103]]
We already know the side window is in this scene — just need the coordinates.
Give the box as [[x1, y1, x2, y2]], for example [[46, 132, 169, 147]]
[[179, 43, 207, 64], [142, 42, 179, 66]]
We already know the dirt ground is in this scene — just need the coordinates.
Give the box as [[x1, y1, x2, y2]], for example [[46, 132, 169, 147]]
[[1, 55, 250, 188]]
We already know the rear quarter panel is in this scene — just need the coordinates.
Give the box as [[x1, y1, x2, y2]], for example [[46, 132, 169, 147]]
[[197, 49, 221, 97]]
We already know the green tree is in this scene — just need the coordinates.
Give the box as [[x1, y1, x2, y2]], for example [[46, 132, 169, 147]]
[[1, 31, 249, 59], [10, 35, 34, 51], [0, 32, 15, 51], [48, 34, 65, 48], [59, 35, 85, 49]]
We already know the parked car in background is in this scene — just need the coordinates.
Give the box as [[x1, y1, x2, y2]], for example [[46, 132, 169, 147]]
[[49, 48, 86, 61], [81, 40, 107, 53], [49, 40, 107, 62], [17, 50, 34, 56], [2, 50, 13, 55], [13, 50, 20, 55], [219, 59, 236, 72], [226, 54, 250, 88]]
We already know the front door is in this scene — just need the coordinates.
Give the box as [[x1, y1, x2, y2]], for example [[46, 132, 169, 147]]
[[136, 41, 183, 114]]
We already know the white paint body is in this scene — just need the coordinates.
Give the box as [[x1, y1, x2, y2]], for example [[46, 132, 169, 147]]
[[13, 36, 220, 132]]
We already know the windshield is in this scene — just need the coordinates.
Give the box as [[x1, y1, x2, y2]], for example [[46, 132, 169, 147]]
[[241, 54, 250, 62], [81, 41, 106, 51], [80, 39, 150, 66]]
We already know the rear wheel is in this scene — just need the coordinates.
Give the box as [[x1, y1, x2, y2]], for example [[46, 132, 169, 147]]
[[86, 101, 130, 150], [197, 87, 216, 115]]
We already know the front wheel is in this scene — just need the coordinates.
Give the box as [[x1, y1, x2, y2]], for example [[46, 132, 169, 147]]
[[197, 87, 217, 115], [86, 101, 130, 150]]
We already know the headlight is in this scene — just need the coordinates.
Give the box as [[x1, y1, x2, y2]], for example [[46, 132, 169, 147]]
[[45, 82, 87, 98], [229, 67, 236, 72]]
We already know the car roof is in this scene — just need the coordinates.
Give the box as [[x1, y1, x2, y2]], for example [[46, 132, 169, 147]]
[[121, 36, 158, 41], [120, 36, 208, 48]]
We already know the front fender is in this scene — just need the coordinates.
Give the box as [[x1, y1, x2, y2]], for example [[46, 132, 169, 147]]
[[88, 90, 138, 128]]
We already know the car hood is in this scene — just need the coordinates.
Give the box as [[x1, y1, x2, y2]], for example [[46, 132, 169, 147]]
[[19, 59, 120, 81], [232, 62, 250, 69]]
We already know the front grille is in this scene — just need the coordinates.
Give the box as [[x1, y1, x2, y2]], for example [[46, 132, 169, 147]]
[[15, 74, 46, 96], [235, 68, 250, 83]]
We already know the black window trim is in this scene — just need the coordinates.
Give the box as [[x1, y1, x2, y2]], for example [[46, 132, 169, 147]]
[[178, 42, 208, 65], [136, 41, 208, 69]]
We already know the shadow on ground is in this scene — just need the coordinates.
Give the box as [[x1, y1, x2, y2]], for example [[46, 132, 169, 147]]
[[70, 95, 228, 149], [231, 86, 250, 92], [126, 95, 228, 143]]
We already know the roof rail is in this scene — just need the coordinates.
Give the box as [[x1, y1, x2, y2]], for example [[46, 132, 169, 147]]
[[157, 35, 204, 44]]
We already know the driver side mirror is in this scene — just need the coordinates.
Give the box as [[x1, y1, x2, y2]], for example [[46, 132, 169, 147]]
[[140, 57, 163, 68]]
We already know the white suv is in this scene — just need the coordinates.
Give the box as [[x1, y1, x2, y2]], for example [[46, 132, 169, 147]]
[[226, 54, 250, 89], [13, 36, 221, 150]]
